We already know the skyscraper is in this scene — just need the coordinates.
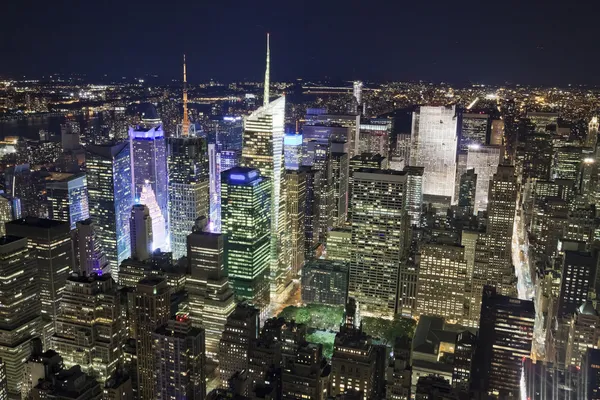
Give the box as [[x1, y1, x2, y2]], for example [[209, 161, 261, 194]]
[[218, 304, 259, 387], [557, 251, 597, 317], [302, 167, 321, 261], [134, 276, 170, 400], [0, 196, 11, 237], [0, 236, 41, 397], [285, 169, 306, 276], [186, 219, 235, 362], [348, 153, 386, 219], [471, 286, 534, 398], [330, 326, 377, 399], [326, 228, 352, 264], [281, 342, 330, 400], [416, 243, 468, 324], [465, 145, 502, 213], [284, 133, 303, 170], [301, 260, 348, 305], [153, 315, 206, 400], [349, 169, 407, 318], [331, 142, 349, 227], [581, 348, 600, 399], [129, 109, 168, 237], [403, 166, 424, 227], [168, 136, 209, 259], [241, 34, 291, 301], [46, 173, 89, 230], [477, 165, 518, 299], [130, 204, 152, 261], [75, 219, 108, 276], [51, 273, 122, 384], [359, 118, 392, 161], [6, 217, 73, 327], [458, 169, 477, 215], [459, 113, 489, 151], [221, 167, 271, 313], [565, 301, 600, 368], [86, 142, 133, 277], [410, 105, 458, 202]]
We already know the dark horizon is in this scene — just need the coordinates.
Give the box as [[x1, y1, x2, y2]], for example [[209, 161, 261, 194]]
[[3, 0, 600, 86]]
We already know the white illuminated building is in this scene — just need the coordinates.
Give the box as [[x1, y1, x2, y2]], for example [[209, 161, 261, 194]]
[[465, 144, 502, 213], [139, 182, 167, 251], [410, 105, 458, 202], [241, 34, 291, 301]]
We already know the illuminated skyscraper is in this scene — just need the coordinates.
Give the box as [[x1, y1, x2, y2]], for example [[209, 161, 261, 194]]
[[0, 236, 41, 397], [129, 109, 168, 234], [51, 273, 122, 384], [153, 315, 206, 400], [490, 119, 504, 146], [130, 204, 152, 262], [459, 113, 489, 151], [359, 118, 392, 161], [186, 218, 235, 362], [168, 136, 209, 259], [6, 218, 73, 327], [206, 116, 244, 152], [410, 105, 458, 202], [134, 276, 170, 400], [473, 165, 518, 303], [465, 145, 502, 213], [565, 301, 600, 368], [326, 228, 351, 264], [75, 219, 108, 276], [218, 304, 259, 388], [471, 287, 534, 398], [557, 251, 597, 317], [241, 34, 290, 301], [403, 166, 423, 227], [416, 243, 468, 324], [284, 133, 303, 170], [0, 196, 11, 237], [139, 183, 166, 251], [285, 169, 307, 276], [46, 173, 89, 230], [302, 167, 321, 261], [306, 140, 334, 242], [349, 169, 408, 317], [221, 167, 271, 313], [86, 142, 133, 277], [458, 169, 477, 215], [581, 348, 600, 399], [348, 153, 386, 219], [331, 142, 349, 227]]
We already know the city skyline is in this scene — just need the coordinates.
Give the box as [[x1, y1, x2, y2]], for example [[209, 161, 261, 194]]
[[2, 8, 600, 398]]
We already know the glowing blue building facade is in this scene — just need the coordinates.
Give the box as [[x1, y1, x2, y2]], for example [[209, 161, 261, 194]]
[[86, 142, 133, 279], [129, 114, 168, 237], [284, 133, 303, 170]]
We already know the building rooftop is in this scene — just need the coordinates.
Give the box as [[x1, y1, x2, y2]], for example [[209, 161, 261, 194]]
[[85, 141, 128, 159], [6, 217, 69, 230], [412, 316, 458, 356]]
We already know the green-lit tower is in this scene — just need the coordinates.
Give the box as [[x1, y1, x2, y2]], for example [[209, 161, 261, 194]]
[[221, 167, 271, 314]]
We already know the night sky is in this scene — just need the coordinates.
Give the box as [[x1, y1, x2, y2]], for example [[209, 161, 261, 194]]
[[2, 0, 599, 85]]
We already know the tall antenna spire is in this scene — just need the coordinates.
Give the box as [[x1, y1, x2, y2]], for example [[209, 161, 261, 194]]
[[263, 33, 270, 107], [182, 54, 190, 137]]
